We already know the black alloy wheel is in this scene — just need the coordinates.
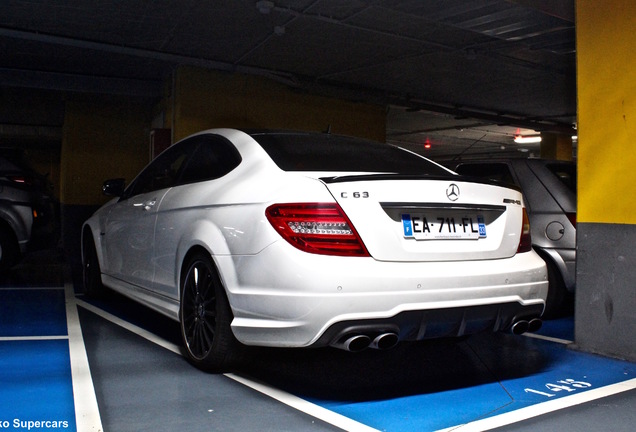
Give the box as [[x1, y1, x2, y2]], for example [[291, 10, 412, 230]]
[[180, 252, 238, 372]]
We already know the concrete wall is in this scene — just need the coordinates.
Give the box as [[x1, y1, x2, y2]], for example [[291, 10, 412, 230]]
[[576, 224, 636, 359], [574, 0, 636, 360]]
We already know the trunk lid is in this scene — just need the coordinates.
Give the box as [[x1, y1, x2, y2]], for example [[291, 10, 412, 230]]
[[322, 174, 525, 262]]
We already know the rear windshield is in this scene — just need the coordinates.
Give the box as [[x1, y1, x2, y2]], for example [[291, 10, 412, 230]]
[[249, 132, 450, 176]]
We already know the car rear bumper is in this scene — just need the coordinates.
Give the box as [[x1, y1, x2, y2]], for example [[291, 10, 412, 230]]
[[218, 242, 548, 348], [312, 301, 545, 350]]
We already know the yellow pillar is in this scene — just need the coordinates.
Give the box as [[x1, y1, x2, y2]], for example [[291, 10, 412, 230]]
[[574, 0, 636, 361], [577, 0, 636, 225], [540, 132, 573, 160]]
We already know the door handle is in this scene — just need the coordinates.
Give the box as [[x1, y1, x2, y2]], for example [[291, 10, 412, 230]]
[[143, 200, 157, 211], [134, 199, 157, 211]]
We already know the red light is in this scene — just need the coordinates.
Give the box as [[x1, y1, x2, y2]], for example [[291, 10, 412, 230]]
[[266, 203, 369, 256], [517, 208, 533, 253], [8, 175, 32, 185], [424, 139, 431, 149]]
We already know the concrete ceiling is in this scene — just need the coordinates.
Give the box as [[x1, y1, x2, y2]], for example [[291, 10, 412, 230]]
[[0, 0, 576, 160]]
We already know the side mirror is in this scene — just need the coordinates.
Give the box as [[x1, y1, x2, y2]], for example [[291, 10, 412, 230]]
[[102, 178, 126, 197]]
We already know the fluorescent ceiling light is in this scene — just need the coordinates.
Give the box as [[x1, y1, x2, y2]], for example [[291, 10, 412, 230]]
[[514, 135, 542, 144]]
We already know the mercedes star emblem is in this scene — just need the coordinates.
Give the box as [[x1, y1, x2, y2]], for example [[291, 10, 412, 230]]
[[446, 183, 460, 201]]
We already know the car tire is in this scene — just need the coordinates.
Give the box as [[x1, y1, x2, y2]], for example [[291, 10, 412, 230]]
[[83, 233, 105, 297], [0, 224, 19, 271], [180, 252, 241, 372]]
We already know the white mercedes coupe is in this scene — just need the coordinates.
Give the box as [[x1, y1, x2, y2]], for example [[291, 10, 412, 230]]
[[82, 129, 548, 371]]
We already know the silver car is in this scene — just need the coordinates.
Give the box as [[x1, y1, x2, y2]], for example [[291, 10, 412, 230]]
[[0, 153, 57, 270], [453, 158, 576, 317]]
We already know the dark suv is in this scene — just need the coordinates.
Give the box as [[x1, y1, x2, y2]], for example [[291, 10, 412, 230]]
[[0, 151, 58, 270], [453, 159, 576, 317]]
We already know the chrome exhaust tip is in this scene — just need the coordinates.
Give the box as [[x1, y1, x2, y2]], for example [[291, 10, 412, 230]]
[[528, 318, 543, 333], [333, 334, 371, 352], [370, 333, 399, 350], [511, 320, 529, 335]]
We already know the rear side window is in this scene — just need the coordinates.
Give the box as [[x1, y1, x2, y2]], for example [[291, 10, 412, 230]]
[[125, 140, 196, 197], [250, 132, 450, 176], [455, 163, 517, 186], [123, 134, 241, 199], [178, 135, 242, 185]]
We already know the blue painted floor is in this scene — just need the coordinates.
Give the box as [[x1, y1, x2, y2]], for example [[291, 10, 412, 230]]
[[0, 288, 76, 431], [2, 250, 636, 432], [0, 250, 76, 431], [242, 318, 636, 431], [309, 336, 636, 431], [0, 339, 75, 430]]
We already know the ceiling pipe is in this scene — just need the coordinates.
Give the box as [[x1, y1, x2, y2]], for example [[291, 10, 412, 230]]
[[0, 27, 575, 134], [394, 100, 575, 135]]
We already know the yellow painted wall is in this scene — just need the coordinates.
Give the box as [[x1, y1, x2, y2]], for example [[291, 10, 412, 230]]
[[540, 133, 573, 161], [171, 67, 386, 142], [61, 98, 150, 205], [22, 148, 61, 200], [577, 0, 636, 224], [60, 68, 385, 206]]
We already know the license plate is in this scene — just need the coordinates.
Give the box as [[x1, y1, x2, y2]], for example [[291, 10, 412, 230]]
[[401, 213, 486, 240]]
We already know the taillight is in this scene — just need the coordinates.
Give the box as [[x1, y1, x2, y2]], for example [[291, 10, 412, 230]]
[[266, 203, 369, 257], [566, 212, 577, 228], [517, 208, 532, 253]]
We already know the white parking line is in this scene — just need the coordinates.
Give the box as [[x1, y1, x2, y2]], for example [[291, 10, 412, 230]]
[[524, 332, 573, 345], [65, 283, 103, 432], [0, 286, 65, 290], [76, 298, 636, 432], [437, 378, 636, 432], [74, 298, 182, 355], [74, 297, 379, 432], [226, 373, 381, 432], [0, 335, 69, 341]]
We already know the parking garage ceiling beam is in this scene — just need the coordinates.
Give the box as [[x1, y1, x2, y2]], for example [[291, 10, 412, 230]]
[[0, 26, 575, 135], [0, 27, 298, 94], [0, 67, 161, 98]]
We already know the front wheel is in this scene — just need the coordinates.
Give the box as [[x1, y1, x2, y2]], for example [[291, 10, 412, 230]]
[[180, 252, 240, 372]]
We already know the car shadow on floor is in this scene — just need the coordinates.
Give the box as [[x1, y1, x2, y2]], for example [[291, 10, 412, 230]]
[[0, 248, 572, 409], [237, 331, 553, 402], [78, 283, 560, 404], [83, 287, 557, 404], [0, 248, 66, 287]]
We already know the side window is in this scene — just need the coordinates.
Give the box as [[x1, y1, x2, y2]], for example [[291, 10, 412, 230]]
[[177, 135, 242, 185], [124, 139, 197, 198], [455, 163, 517, 186]]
